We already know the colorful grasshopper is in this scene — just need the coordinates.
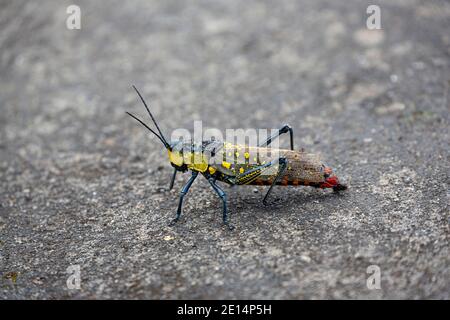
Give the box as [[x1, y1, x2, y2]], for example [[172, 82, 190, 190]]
[[126, 86, 347, 230]]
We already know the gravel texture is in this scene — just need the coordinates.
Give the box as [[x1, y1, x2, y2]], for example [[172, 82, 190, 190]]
[[0, 0, 449, 299]]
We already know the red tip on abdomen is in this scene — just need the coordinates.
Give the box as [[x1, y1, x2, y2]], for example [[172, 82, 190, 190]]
[[320, 176, 339, 189]]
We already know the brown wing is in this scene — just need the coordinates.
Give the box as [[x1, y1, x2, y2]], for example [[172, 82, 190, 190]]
[[279, 150, 325, 183]]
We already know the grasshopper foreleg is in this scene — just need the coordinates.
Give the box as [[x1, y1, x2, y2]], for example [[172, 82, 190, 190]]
[[169, 171, 198, 226], [169, 167, 177, 190]]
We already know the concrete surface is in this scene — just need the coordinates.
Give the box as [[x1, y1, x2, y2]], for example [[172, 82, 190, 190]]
[[0, 0, 449, 299]]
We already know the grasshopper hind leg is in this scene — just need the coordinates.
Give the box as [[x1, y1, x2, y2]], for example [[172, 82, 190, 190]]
[[208, 178, 234, 230], [259, 124, 294, 150], [263, 157, 288, 205], [169, 171, 198, 226]]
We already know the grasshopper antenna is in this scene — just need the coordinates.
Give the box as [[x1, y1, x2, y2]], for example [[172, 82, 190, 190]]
[[132, 85, 170, 149], [126, 112, 170, 149]]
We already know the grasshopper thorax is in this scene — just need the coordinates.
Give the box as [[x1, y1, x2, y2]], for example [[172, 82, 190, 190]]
[[168, 140, 212, 173]]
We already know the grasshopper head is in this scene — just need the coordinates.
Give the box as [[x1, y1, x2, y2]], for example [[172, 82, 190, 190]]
[[168, 150, 184, 167]]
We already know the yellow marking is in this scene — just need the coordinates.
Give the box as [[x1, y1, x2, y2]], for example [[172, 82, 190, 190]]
[[181, 151, 209, 172], [235, 152, 240, 157], [253, 157, 257, 162], [239, 168, 244, 174], [238, 169, 262, 184], [244, 152, 250, 159], [209, 166, 216, 174], [168, 150, 183, 166], [222, 161, 231, 169]]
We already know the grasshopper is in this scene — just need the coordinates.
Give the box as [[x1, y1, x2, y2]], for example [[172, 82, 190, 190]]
[[126, 86, 347, 230]]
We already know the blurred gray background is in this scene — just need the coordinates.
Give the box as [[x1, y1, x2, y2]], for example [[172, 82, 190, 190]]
[[0, 0, 449, 299]]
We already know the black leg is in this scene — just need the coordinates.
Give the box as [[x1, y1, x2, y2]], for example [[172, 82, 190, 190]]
[[263, 157, 288, 205], [169, 171, 198, 225], [208, 178, 234, 230], [169, 167, 177, 190], [259, 124, 294, 150]]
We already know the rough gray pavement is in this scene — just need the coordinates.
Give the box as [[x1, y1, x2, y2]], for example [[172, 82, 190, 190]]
[[0, 0, 449, 299]]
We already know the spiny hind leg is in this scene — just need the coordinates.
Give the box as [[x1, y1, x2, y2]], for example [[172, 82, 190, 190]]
[[234, 157, 288, 204], [169, 171, 198, 226], [208, 178, 234, 230], [235, 158, 284, 186], [259, 124, 294, 150]]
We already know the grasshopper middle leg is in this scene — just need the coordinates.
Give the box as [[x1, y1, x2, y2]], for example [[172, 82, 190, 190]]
[[208, 178, 234, 230]]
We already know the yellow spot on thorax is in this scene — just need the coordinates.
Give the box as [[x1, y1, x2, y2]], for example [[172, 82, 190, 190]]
[[168, 150, 209, 172], [222, 161, 231, 169]]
